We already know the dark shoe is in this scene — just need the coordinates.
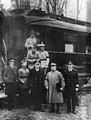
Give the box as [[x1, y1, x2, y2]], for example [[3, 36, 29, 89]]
[[67, 110, 71, 113], [72, 111, 77, 114], [8, 107, 12, 111], [56, 110, 60, 114], [50, 109, 55, 113]]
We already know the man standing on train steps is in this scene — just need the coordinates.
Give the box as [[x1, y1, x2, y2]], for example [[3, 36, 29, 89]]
[[37, 42, 49, 75]]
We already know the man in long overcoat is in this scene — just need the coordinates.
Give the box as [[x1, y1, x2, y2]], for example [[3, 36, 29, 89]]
[[63, 61, 79, 114], [28, 60, 45, 111], [3, 58, 18, 110], [45, 62, 65, 114]]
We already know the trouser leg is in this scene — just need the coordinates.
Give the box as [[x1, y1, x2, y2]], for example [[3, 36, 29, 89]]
[[50, 103, 55, 112], [66, 93, 71, 113], [7, 94, 14, 109], [63, 90, 66, 103], [56, 103, 60, 113], [71, 92, 76, 112], [20, 89, 28, 107]]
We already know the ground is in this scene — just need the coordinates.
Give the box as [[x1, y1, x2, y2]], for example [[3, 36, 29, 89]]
[[0, 82, 91, 120]]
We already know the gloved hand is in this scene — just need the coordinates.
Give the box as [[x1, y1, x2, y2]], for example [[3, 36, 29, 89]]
[[76, 88, 79, 91], [60, 87, 63, 91]]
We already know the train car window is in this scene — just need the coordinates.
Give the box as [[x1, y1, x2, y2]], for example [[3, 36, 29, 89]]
[[65, 44, 74, 53], [64, 33, 77, 53]]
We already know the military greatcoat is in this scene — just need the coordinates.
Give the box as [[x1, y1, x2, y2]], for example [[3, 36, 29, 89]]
[[3, 65, 18, 95], [63, 69, 79, 112], [63, 69, 78, 92], [45, 70, 65, 103], [28, 68, 45, 106]]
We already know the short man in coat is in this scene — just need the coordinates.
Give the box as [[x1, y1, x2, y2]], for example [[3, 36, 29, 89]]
[[45, 62, 65, 114], [63, 61, 79, 114], [3, 58, 18, 110], [28, 60, 45, 111]]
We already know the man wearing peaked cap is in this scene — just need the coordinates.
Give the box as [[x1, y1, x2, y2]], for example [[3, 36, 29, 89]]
[[45, 62, 65, 114], [37, 42, 49, 74], [63, 61, 79, 114], [37, 42, 45, 47], [67, 61, 74, 66], [28, 59, 45, 111], [3, 57, 18, 110]]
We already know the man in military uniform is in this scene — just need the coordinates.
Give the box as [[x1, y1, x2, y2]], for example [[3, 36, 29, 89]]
[[3, 58, 18, 110], [63, 61, 79, 114], [27, 47, 38, 70], [45, 62, 65, 114], [28, 60, 45, 111], [37, 42, 50, 104], [37, 42, 49, 74], [25, 30, 37, 51]]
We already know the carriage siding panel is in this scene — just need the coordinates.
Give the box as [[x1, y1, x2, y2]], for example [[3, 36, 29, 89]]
[[3, 15, 91, 83]]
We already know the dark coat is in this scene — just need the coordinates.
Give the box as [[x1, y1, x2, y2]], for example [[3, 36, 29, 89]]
[[3, 65, 18, 95], [28, 68, 45, 104], [28, 68, 45, 88], [63, 69, 78, 92]]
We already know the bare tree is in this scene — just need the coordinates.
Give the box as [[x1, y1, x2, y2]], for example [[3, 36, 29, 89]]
[[12, 0, 67, 15], [38, 0, 42, 9], [41, 0, 67, 14], [15, 0, 19, 9]]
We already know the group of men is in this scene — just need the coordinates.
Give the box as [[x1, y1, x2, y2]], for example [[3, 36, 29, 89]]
[[2, 30, 79, 114], [3, 58, 79, 114], [24, 30, 49, 72]]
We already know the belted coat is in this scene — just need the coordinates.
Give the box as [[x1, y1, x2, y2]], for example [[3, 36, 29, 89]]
[[45, 70, 65, 103], [28, 68, 45, 104]]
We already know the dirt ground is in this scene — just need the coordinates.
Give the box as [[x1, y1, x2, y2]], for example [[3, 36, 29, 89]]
[[0, 93, 90, 120]]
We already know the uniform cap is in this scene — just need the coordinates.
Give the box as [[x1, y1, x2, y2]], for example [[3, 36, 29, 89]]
[[67, 61, 74, 66], [50, 62, 56, 66], [37, 42, 45, 47], [35, 60, 41, 65]]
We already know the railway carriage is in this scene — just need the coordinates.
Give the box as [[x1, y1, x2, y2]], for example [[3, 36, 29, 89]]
[[1, 9, 91, 86]]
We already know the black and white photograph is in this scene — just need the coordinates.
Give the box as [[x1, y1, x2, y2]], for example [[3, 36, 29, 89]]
[[0, 0, 91, 119]]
